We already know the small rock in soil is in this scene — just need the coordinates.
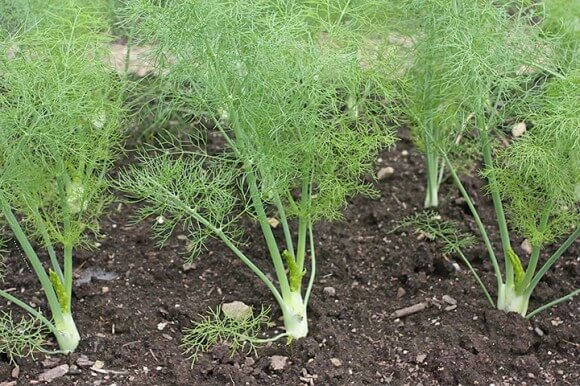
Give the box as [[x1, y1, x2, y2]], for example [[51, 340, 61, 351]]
[[76, 355, 94, 367], [442, 295, 457, 305], [397, 287, 406, 298], [11, 365, 19, 379], [330, 358, 342, 367], [222, 301, 252, 321], [534, 327, 544, 337], [323, 287, 336, 297], [377, 166, 394, 180], [512, 122, 526, 137], [270, 355, 288, 371], [41, 358, 60, 368], [68, 365, 82, 375], [38, 364, 69, 382], [521, 239, 532, 255], [444, 305, 457, 311], [416, 354, 427, 364], [244, 357, 255, 367], [0, 381, 17, 386], [401, 150, 409, 156], [267, 217, 280, 228]]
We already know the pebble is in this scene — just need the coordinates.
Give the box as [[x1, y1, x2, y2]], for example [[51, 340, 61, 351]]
[[377, 166, 394, 180], [270, 355, 288, 371], [330, 358, 342, 367], [11, 366, 19, 379], [445, 305, 458, 312], [323, 287, 336, 297], [534, 327, 544, 337], [38, 364, 69, 382], [512, 122, 526, 137], [442, 295, 457, 305], [76, 355, 94, 367], [521, 239, 533, 255], [401, 150, 409, 156], [222, 301, 252, 321], [397, 287, 406, 298], [416, 354, 427, 364], [267, 217, 280, 228]]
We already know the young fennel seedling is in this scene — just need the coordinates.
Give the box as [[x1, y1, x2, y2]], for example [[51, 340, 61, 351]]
[[0, 2, 124, 355], [119, 0, 396, 360]]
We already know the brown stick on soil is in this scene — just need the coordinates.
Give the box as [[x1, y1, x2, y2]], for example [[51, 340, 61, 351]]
[[391, 302, 429, 319]]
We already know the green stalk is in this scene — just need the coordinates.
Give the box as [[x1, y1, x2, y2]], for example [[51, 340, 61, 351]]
[[63, 243, 73, 311], [525, 227, 579, 298], [273, 192, 295, 259], [526, 288, 580, 319], [1, 205, 63, 322], [479, 125, 513, 286], [304, 222, 317, 305], [442, 153, 503, 289], [245, 169, 292, 299], [0, 290, 57, 334], [521, 206, 551, 290], [296, 175, 311, 274], [424, 141, 439, 208], [30, 206, 63, 282]]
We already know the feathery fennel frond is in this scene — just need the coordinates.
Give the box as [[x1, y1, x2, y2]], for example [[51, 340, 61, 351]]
[[0, 311, 47, 364], [181, 306, 271, 366]]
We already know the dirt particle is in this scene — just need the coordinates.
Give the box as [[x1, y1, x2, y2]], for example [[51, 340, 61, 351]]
[[442, 295, 457, 305], [377, 166, 395, 180], [416, 354, 427, 364], [330, 358, 342, 367], [270, 355, 288, 371], [521, 239, 532, 255], [38, 364, 69, 382], [323, 287, 336, 297], [512, 122, 526, 137]]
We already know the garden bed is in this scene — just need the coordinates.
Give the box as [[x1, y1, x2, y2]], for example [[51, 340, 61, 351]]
[[1, 129, 577, 385]]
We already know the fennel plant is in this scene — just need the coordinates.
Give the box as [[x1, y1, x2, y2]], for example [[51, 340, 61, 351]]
[[407, 0, 578, 317], [0, 2, 123, 354], [119, 0, 395, 354]]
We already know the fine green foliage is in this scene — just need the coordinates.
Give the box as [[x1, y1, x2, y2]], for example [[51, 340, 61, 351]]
[[398, 0, 547, 208], [402, 0, 579, 317], [0, 312, 47, 364], [181, 306, 271, 366], [119, 0, 396, 358], [0, 1, 124, 355]]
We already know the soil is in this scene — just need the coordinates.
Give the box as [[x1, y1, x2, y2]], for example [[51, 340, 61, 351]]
[[1, 129, 578, 386]]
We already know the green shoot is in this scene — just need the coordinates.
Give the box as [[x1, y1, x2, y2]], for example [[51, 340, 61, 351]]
[[181, 306, 273, 366], [0, 2, 124, 355], [0, 311, 47, 364], [119, 0, 396, 354], [404, 0, 578, 318]]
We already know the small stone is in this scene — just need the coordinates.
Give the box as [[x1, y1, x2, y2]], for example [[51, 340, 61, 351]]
[[244, 357, 255, 367], [157, 322, 168, 331], [377, 166, 395, 180], [93, 360, 104, 369], [156, 215, 165, 224], [330, 358, 342, 367], [401, 150, 409, 156], [534, 327, 544, 337], [11, 365, 19, 378], [323, 287, 336, 297], [101, 287, 109, 294], [521, 239, 533, 255], [76, 355, 94, 367], [0, 381, 17, 386], [512, 122, 526, 137], [416, 354, 427, 364], [267, 217, 280, 228], [38, 364, 69, 382], [182, 262, 196, 272], [397, 287, 406, 298], [527, 373, 535, 379], [42, 358, 60, 368], [445, 305, 457, 312], [442, 295, 457, 305], [67, 365, 82, 375], [222, 301, 252, 321], [270, 355, 288, 371], [162, 333, 173, 341]]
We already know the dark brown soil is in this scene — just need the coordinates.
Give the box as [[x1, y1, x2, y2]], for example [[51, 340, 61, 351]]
[[1, 130, 578, 385]]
